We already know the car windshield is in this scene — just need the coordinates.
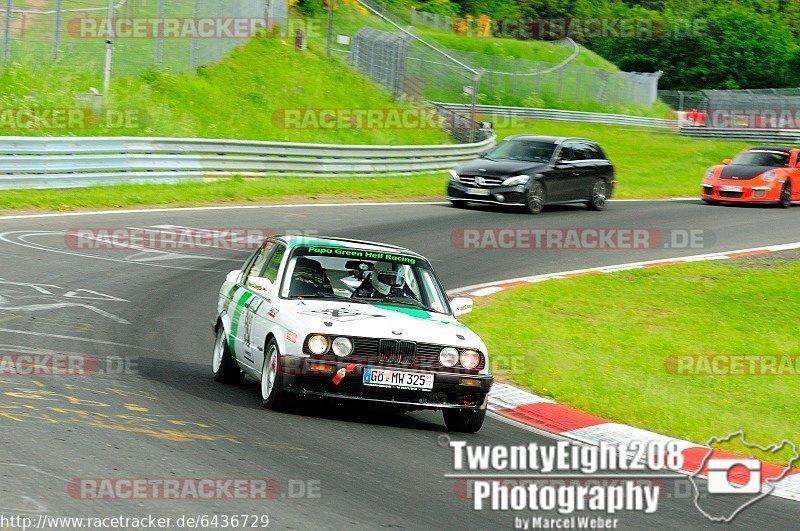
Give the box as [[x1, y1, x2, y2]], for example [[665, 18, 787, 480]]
[[731, 151, 790, 167], [483, 140, 556, 163], [280, 245, 451, 315]]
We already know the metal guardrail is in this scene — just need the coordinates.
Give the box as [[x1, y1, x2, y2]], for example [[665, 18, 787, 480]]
[[678, 127, 800, 144], [0, 135, 496, 190], [436, 103, 674, 129]]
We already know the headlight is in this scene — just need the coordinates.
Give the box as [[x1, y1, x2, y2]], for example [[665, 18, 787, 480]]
[[703, 168, 715, 180], [460, 349, 480, 370], [439, 347, 459, 367], [762, 170, 778, 182], [449, 170, 461, 182], [307, 334, 330, 355], [502, 175, 530, 186], [331, 337, 353, 357]]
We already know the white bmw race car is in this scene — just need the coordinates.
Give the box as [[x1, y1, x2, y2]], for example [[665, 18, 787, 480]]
[[213, 236, 493, 432]]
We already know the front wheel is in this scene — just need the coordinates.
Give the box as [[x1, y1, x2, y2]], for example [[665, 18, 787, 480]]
[[443, 408, 486, 433], [261, 339, 288, 410], [212, 325, 244, 384], [525, 181, 546, 215], [586, 179, 609, 211], [779, 181, 792, 208]]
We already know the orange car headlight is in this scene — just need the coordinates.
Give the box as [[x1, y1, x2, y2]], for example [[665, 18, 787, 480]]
[[762, 170, 778, 183]]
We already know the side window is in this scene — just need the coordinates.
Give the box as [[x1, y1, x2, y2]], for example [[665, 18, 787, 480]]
[[559, 146, 575, 161], [573, 143, 593, 160], [245, 242, 275, 282], [261, 245, 286, 283], [587, 144, 606, 160]]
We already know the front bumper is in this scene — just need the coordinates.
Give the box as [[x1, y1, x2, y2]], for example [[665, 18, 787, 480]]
[[281, 355, 493, 411], [447, 181, 528, 206], [701, 182, 781, 203]]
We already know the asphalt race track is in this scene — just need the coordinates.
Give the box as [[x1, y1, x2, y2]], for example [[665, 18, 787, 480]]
[[1, 200, 800, 530]]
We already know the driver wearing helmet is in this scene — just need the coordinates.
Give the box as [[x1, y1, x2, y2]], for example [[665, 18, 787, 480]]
[[352, 261, 416, 300]]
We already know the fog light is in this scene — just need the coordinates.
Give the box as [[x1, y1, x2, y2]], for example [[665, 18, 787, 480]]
[[460, 378, 482, 387], [754, 190, 766, 198], [495, 194, 505, 202], [308, 362, 335, 373]]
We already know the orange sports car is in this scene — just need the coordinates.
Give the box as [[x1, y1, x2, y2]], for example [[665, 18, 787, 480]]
[[701, 146, 800, 207]]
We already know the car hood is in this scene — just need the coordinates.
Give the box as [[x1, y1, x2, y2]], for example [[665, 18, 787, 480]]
[[457, 159, 549, 177], [284, 299, 485, 350], [719, 165, 773, 180]]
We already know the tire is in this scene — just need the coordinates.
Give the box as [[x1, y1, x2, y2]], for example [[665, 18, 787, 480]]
[[261, 338, 288, 410], [450, 200, 468, 209], [586, 179, 609, 211], [212, 325, 244, 385], [525, 181, 546, 215], [701, 199, 720, 206], [443, 408, 486, 433], [779, 181, 792, 209]]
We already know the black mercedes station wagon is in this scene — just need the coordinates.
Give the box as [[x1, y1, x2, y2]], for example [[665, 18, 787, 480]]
[[446, 135, 616, 215]]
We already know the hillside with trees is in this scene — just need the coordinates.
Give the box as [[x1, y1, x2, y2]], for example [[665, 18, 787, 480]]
[[406, 0, 800, 90]]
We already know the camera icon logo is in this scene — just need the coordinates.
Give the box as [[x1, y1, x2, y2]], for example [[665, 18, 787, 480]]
[[690, 430, 799, 523], [706, 458, 762, 495]]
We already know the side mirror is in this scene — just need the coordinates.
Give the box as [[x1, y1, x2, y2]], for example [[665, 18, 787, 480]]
[[795, 161, 800, 168], [247, 277, 273, 298], [226, 270, 241, 284], [723, 159, 732, 165], [450, 297, 473, 317]]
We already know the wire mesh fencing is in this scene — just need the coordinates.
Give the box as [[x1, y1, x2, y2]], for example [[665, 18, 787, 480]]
[[0, 0, 288, 84]]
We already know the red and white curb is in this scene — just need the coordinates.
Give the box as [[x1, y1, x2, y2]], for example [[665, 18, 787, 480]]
[[451, 241, 800, 298], [448, 242, 800, 502], [486, 384, 800, 502]]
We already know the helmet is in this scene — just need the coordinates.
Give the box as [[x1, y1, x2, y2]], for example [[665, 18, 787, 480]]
[[371, 262, 405, 296]]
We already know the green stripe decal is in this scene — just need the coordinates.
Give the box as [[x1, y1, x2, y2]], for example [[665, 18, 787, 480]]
[[228, 290, 254, 359]]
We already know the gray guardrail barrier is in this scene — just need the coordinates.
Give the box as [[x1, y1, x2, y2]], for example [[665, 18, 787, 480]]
[[436, 103, 674, 129], [0, 135, 496, 190], [677, 127, 800, 143]]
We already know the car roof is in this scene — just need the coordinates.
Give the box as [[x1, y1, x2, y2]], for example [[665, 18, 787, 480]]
[[746, 146, 796, 153], [505, 135, 597, 145], [276, 235, 423, 258]]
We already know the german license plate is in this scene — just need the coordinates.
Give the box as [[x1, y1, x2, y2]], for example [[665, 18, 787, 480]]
[[720, 186, 742, 192], [465, 187, 490, 196], [363, 367, 434, 391]]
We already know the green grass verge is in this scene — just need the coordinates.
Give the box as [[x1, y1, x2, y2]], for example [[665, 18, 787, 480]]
[[0, 174, 445, 214], [460, 253, 800, 465], [491, 120, 748, 198]]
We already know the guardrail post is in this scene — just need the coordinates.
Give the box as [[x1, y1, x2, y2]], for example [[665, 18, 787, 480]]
[[102, 0, 114, 96], [190, 0, 200, 70], [2, 0, 13, 62], [52, 0, 63, 61], [154, 0, 164, 65]]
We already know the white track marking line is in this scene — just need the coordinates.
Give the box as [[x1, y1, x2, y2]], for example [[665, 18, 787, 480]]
[[0, 201, 449, 221], [0, 198, 703, 221], [0, 231, 223, 272], [0, 328, 160, 350]]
